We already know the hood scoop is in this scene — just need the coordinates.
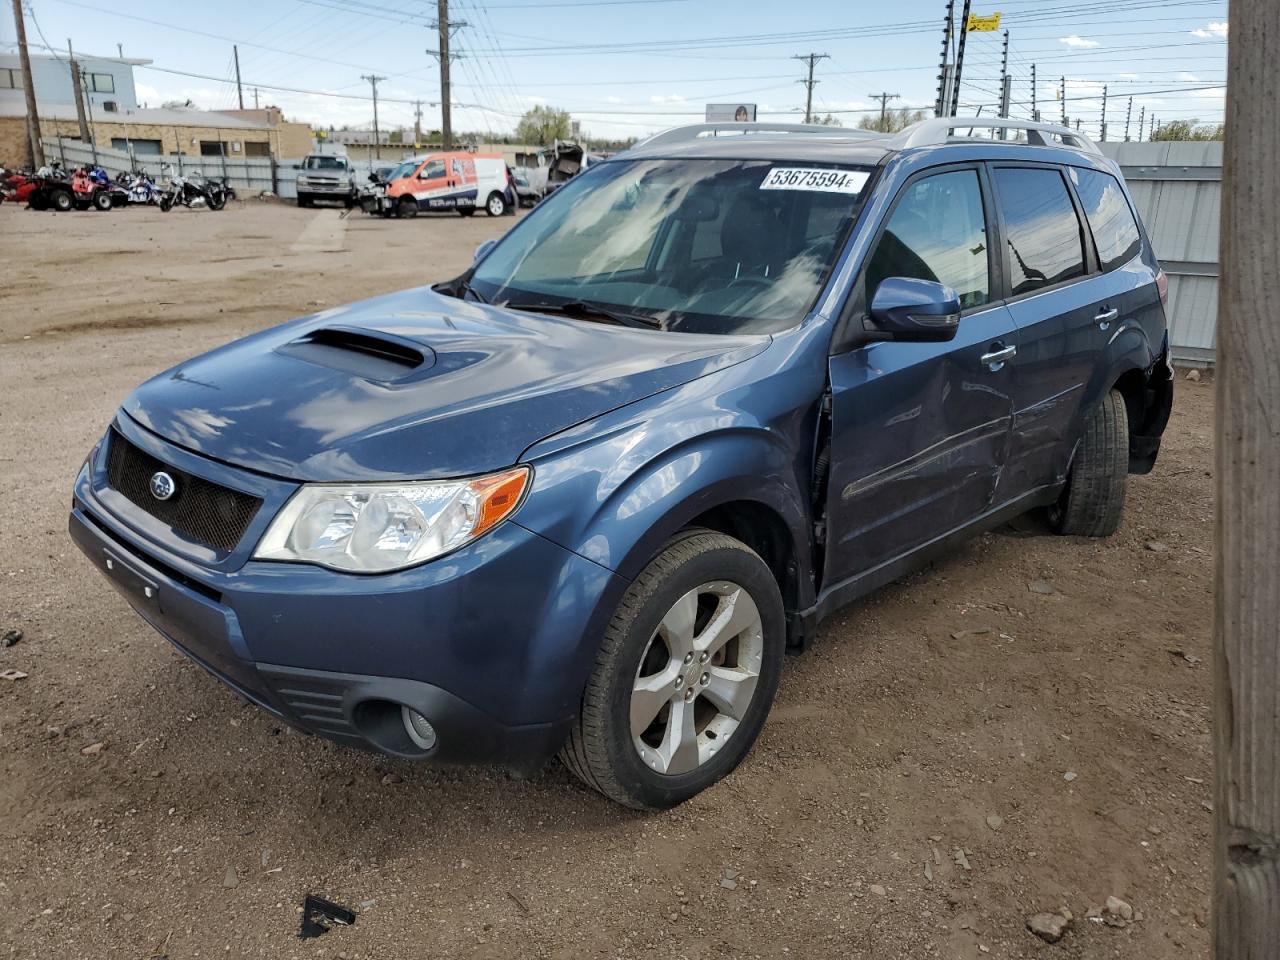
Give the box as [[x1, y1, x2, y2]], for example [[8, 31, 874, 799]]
[[276, 325, 436, 382]]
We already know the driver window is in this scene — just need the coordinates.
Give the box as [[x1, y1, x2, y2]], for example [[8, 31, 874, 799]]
[[865, 169, 989, 309], [420, 159, 446, 179]]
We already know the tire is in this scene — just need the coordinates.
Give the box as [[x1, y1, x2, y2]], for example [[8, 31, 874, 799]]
[[485, 191, 507, 217], [296, 194, 311, 208], [457, 207, 476, 217], [207, 191, 226, 211], [50, 188, 74, 212], [398, 197, 418, 219], [561, 530, 785, 809], [1048, 388, 1129, 537], [92, 190, 112, 211], [28, 193, 48, 211], [159, 195, 173, 212]]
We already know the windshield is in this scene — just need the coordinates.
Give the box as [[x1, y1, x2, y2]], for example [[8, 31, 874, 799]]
[[386, 160, 421, 181], [470, 158, 872, 335], [303, 156, 348, 171]]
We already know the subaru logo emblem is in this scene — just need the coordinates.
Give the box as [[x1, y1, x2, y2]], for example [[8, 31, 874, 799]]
[[149, 471, 177, 501]]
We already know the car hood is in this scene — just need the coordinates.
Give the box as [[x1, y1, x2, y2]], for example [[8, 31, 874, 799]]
[[123, 287, 767, 482]]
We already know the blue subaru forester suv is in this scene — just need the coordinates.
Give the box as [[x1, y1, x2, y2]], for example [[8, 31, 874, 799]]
[[70, 118, 1173, 808]]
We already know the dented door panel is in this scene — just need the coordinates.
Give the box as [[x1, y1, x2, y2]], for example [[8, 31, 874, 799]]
[[825, 303, 1018, 584]]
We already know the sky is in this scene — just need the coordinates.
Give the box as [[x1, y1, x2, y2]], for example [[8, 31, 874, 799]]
[[2, 0, 1229, 142]]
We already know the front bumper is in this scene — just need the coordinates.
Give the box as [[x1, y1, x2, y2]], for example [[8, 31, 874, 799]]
[[70, 419, 624, 769], [296, 181, 353, 196]]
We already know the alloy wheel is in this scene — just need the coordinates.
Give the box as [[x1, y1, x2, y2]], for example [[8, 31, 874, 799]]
[[630, 580, 764, 776]]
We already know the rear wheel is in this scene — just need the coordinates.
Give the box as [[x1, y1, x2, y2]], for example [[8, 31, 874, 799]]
[[49, 188, 74, 212], [457, 207, 476, 217], [397, 197, 418, 219], [296, 194, 311, 208], [561, 531, 785, 809], [485, 191, 507, 217], [92, 190, 112, 211], [1049, 388, 1129, 537]]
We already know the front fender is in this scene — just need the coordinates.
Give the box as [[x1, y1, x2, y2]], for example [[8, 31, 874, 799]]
[[518, 424, 815, 590]]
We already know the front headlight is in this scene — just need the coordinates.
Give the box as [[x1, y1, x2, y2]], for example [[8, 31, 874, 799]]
[[253, 466, 529, 573]]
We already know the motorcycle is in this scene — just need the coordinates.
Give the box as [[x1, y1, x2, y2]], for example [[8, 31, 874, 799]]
[[118, 170, 159, 205], [158, 166, 225, 212]]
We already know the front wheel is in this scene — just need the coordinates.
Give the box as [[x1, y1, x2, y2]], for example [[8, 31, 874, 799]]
[[92, 190, 112, 211], [457, 206, 476, 217], [1048, 388, 1129, 537], [397, 197, 418, 219], [207, 191, 226, 211], [159, 194, 174, 212], [485, 191, 507, 217], [49, 188, 74, 212], [561, 531, 785, 809]]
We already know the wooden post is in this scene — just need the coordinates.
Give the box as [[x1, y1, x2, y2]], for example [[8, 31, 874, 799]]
[[1214, 1, 1280, 957]]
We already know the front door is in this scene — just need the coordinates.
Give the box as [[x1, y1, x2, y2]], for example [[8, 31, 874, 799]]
[[825, 166, 1018, 586], [413, 157, 448, 210]]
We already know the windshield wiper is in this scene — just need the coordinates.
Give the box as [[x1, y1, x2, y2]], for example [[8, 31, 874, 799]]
[[459, 279, 488, 303], [505, 299, 662, 330]]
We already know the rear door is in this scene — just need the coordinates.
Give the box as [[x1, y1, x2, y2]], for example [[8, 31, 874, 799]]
[[987, 164, 1106, 495], [825, 164, 1019, 585]]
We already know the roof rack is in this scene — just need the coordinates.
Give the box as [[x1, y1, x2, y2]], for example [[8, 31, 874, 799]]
[[890, 117, 1102, 154], [634, 122, 884, 150]]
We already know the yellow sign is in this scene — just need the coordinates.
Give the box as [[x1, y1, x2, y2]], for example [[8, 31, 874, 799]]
[[967, 12, 1002, 32]]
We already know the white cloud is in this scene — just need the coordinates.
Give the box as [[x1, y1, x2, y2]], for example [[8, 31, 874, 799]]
[[1059, 35, 1099, 48], [605, 95, 623, 104], [1191, 21, 1228, 39], [1179, 72, 1201, 82], [648, 94, 686, 104]]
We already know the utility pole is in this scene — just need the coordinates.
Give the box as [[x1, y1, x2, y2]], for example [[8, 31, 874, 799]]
[[361, 74, 386, 158], [1124, 96, 1133, 141], [1150, 115, 1158, 140], [9, 0, 44, 167], [253, 87, 260, 109], [949, 0, 972, 116], [793, 52, 829, 123], [1215, 3, 1280, 956], [1100, 83, 1108, 141], [233, 45, 244, 110], [1138, 105, 1146, 141], [996, 29, 1011, 137], [431, 0, 467, 150], [934, 0, 955, 117], [1030, 63, 1038, 121], [414, 99, 423, 146], [868, 91, 900, 132], [1060, 76, 1067, 127], [68, 40, 92, 144]]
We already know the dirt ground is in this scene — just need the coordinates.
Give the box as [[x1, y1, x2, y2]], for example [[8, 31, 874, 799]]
[[0, 200, 1215, 960]]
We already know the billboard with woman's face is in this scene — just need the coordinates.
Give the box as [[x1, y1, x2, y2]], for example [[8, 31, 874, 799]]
[[705, 103, 758, 122]]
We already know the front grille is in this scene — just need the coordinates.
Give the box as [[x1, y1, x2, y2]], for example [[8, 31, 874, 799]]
[[105, 431, 262, 553]]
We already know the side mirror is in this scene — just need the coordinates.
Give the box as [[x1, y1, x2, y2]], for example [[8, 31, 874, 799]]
[[869, 277, 961, 342], [474, 239, 497, 263]]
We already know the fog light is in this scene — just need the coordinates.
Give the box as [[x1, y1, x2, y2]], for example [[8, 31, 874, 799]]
[[401, 706, 438, 750]]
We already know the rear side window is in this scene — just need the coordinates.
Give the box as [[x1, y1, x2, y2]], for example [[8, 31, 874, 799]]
[[1069, 167, 1142, 271], [993, 167, 1086, 296], [865, 169, 990, 309]]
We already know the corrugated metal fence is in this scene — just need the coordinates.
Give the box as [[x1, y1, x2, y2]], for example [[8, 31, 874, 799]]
[[39, 136, 387, 202], [1099, 140, 1221, 364]]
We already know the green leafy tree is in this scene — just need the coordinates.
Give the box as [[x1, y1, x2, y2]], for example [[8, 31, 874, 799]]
[[515, 106, 573, 145], [1149, 118, 1224, 141], [858, 107, 928, 133]]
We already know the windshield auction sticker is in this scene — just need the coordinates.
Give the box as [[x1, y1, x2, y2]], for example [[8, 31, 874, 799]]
[[760, 168, 870, 194]]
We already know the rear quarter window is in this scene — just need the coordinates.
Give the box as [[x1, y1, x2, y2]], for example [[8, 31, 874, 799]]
[[1069, 167, 1143, 272]]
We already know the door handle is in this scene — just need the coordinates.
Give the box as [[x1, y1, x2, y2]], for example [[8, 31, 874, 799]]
[[981, 343, 1017, 370], [1095, 307, 1119, 330]]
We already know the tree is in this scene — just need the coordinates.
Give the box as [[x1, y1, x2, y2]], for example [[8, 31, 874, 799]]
[[815, 113, 844, 127], [1149, 118, 1224, 141], [858, 107, 928, 134], [515, 105, 572, 145]]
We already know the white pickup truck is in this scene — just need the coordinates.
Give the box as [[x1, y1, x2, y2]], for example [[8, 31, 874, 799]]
[[294, 154, 356, 208]]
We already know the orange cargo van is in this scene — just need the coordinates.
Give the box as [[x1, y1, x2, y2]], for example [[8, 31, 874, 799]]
[[380, 151, 514, 218]]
